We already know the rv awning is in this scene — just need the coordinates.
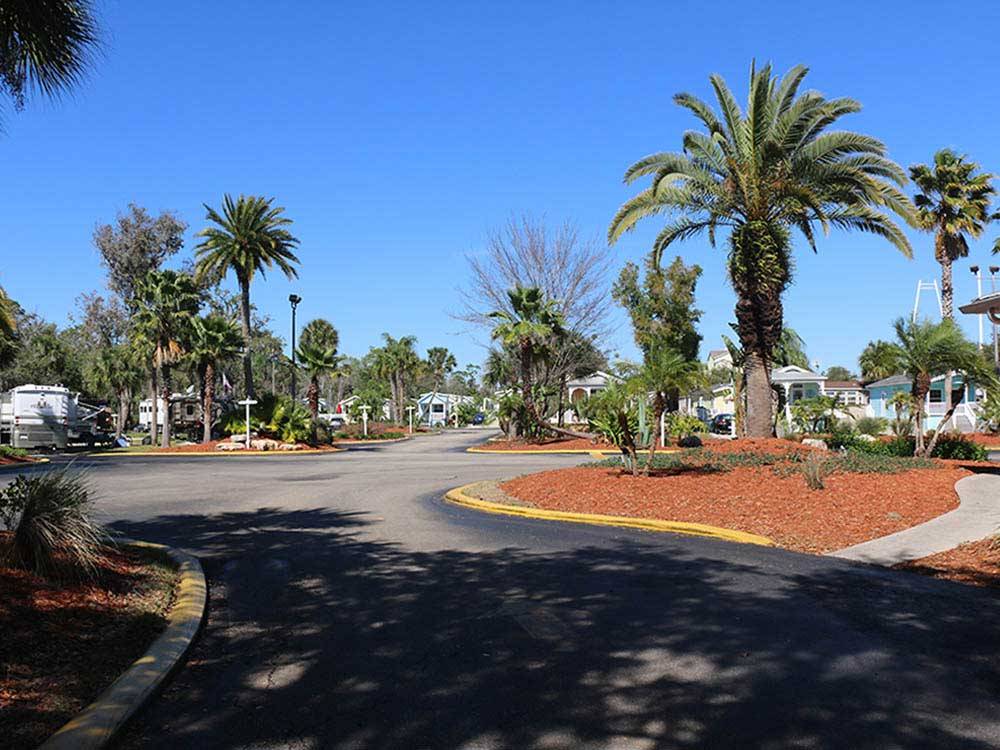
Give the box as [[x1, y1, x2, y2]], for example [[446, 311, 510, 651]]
[[959, 293, 1000, 323]]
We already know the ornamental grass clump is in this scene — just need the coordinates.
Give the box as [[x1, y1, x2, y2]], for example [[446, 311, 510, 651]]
[[0, 469, 110, 579], [801, 453, 828, 491]]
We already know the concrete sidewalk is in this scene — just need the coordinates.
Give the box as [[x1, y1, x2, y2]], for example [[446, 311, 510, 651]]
[[831, 473, 1000, 566]]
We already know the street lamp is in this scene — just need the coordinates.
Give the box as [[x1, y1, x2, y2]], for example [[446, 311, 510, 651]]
[[289, 294, 301, 401], [971, 266, 983, 349]]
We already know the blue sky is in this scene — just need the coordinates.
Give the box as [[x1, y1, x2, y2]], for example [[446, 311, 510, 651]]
[[5, 0, 1000, 373]]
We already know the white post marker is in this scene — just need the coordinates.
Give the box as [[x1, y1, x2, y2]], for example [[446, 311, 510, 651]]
[[360, 403, 370, 437], [238, 398, 258, 450], [406, 405, 414, 434]]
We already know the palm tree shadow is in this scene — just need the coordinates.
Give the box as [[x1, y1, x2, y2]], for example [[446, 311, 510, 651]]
[[110, 508, 1000, 750]]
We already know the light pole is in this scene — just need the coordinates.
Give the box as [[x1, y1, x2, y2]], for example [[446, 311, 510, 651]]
[[971, 266, 984, 349], [289, 294, 301, 402], [406, 405, 414, 434], [991, 266, 1000, 367], [269, 353, 278, 394]]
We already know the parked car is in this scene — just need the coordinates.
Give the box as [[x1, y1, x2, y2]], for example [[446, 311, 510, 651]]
[[709, 413, 733, 435], [472, 412, 486, 425]]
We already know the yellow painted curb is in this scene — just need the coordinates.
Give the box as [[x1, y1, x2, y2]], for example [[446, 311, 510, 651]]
[[0, 456, 50, 471], [40, 539, 206, 750], [86, 446, 344, 458], [466, 446, 680, 456], [444, 483, 775, 547]]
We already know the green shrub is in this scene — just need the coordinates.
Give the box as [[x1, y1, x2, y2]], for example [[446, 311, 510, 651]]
[[930, 434, 988, 461], [849, 436, 914, 457], [0, 470, 109, 579], [221, 394, 311, 444], [826, 421, 860, 451], [0, 445, 29, 459], [855, 416, 888, 437], [677, 434, 703, 448], [454, 401, 479, 427], [663, 412, 705, 441]]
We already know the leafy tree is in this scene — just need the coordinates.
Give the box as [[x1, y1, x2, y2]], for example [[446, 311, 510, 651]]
[[93, 205, 187, 304], [824, 365, 854, 381], [194, 194, 300, 397], [296, 341, 342, 440], [859, 339, 900, 382], [88, 342, 143, 439], [0, 286, 18, 368], [489, 286, 566, 437], [608, 63, 914, 437], [881, 318, 994, 456], [300, 318, 339, 351], [0, 310, 84, 392], [189, 315, 244, 443], [133, 270, 201, 447], [910, 150, 996, 319], [0, 0, 99, 123]]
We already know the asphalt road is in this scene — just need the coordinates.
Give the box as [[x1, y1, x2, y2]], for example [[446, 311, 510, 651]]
[[19, 431, 1000, 749]]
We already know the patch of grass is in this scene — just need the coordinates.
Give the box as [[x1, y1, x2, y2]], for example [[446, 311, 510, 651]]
[[0, 445, 29, 459]]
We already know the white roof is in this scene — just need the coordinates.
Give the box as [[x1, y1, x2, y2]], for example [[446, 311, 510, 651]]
[[770, 365, 826, 383]]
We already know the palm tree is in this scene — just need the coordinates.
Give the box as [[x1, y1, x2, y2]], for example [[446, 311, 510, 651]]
[[300, 318, 339, 351], [0, 0, 99, 121], [371, 334, 420, 423], [910, 150, 996, 319], [489, 286, 566, 433], [194, 194, 299, 398], [296, 342, 342, 440], [189, 315, 244, 443], [0, 286, 17, 369], [859, 339, 899, 382], [426, 346, 456, 390], [608, 63, 914, 437], [772, 327, 809, 369], [133, 270, 200, 447], [632, 345, 705, 475], [882, 318, 992, 456]]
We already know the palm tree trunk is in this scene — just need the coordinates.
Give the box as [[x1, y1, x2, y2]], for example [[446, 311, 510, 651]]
[[744, 351, 773, 437], [160, 362, 172, 448], [202, 362, 215, 444], [645, 397, 664, 477], [239, 276, 254, 398], [308, 375, 320, 442], [114, 386, 128, 440], [940, 256, 954, 320], [149, 367, 158, 445], [520, 340, 534, 435], [912, 377, 930, 456]]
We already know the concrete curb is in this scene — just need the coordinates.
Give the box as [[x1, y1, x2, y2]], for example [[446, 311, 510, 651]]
[[444, 483, 775, 547], [39, 540, 207, 750], [86, 447, 344, 458], [334, 436, 411, 446], [830, 473, 1000, 566], [0, 456, 50, 471]]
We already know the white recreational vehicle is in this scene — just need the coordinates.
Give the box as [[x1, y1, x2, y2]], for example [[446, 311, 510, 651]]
[[0, 384, 112, 450]]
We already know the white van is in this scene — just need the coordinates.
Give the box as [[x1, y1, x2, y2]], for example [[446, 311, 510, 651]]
[[0, 384, 74, 450]]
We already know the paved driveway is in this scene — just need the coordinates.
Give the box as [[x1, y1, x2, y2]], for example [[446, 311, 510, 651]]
[[19, 431, 1000, 749]]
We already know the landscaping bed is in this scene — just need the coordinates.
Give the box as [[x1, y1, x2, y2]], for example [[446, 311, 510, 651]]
[[963, 433, 1000, 448], [896, 538, 1000, 589], [102, 440, 341, 454], [0, 537, 178, 750], [478, 436, 617, 451], [0, 447, 43, 466], [494, 444, 972, 553]]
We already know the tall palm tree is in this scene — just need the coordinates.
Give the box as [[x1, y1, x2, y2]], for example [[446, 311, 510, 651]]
[[300, 318, 339, 351], [0, 285, 17, 347], [189, 315, 244, 443], [90, 342, 143, 440], [632, 344, 705, 475], [608, 63, 915, 437], [0, 0, 99, 121], [425, 346, 456, 392], [489, 286, 566, 432], [194, 194, 299, 398], [133, 270, 200, 447], [858, 339, 899, 382], [296, 341, 342, 440], [882, 318, 991, 456], [371, 334, 420, 423], [910, 150, 996, 319]]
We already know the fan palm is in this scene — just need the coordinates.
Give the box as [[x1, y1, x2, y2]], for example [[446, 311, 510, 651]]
[[133, 270, 200, 447], [0, 0, 99, 122], [882, 318, 993, 456], [608, 63, 915, 437], [489, 286, 566, 431], [90, 342, 143, 440], [296, 341, 343, 440], [371, 334, 420, 423], [426, 347, 456, 392], [300, 318, 339, 352], [858, 339, 899, 382], [189, 315, 244, 443], [631, 344, 705, 474], [910, 150, 996, 319], [194, 194, 299, 398]]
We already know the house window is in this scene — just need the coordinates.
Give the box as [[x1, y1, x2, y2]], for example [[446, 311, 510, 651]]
[[929, 389, 943, 403], [432, 404, 444, 413], [186, 405, 195, 417]]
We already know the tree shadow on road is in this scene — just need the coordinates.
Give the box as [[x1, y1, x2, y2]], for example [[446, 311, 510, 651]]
[[110, 508, 1000, 750]]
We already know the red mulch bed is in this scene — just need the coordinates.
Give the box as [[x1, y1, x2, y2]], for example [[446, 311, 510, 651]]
[[896, 538, 1000, 588], [963, 434, 1000, 447], [500, 464, 969, 554], [0, 455, 41, 466], [482, 437, 616, 451], [0, 536, 177, 750], [698, 437, 819, 456]]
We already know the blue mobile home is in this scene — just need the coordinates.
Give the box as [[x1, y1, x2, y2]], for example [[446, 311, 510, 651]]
[[867, 374, 980, 433]]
